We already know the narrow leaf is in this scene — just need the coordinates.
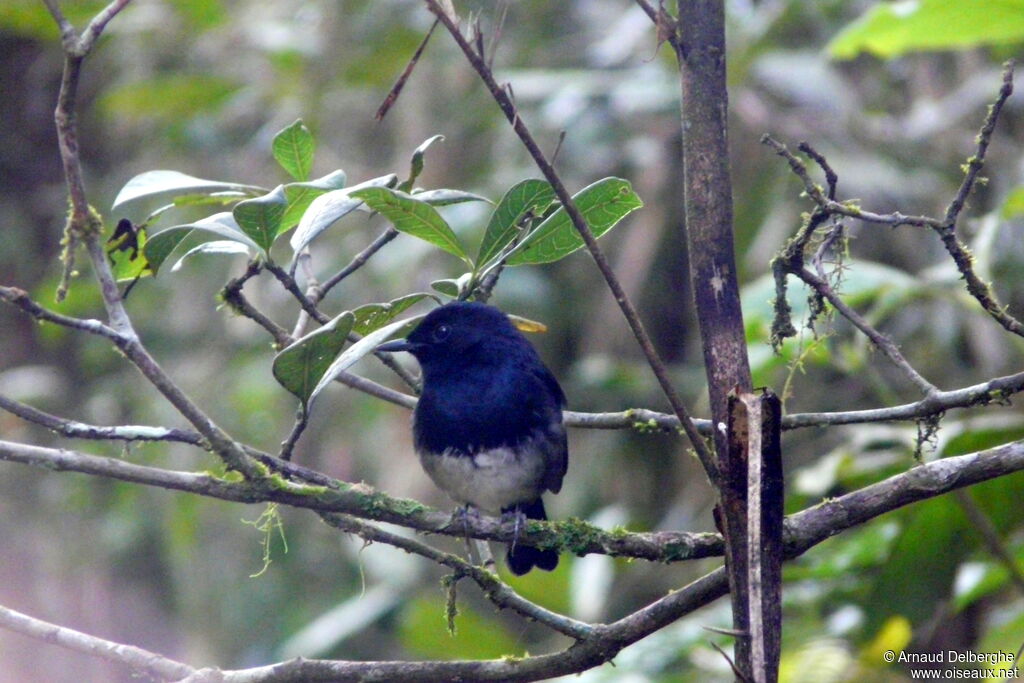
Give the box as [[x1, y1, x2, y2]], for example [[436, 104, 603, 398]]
[[171, 240, 252, 272], [307, 315, 425, 411], [351, 293, 435, 335], [233, 185, 288, 253], [273, 312, 356, 406], [412, 189, 492, 207], [430, 279, 461, 298], [272, 119, 315, 181], [506, 177, 642, 265], [281, 169, 348, 236], [350, 187, 469, 264], [477, 179, 556, 267], [112, 170, 265, 219], [290, 174, 397, 253], [399, 134, 444, 192]]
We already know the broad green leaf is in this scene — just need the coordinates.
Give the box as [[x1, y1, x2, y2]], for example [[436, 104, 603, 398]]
[[506, 178, 642, 265], [143, 212, 259, 275], [272, 119, 315, 181], [111, 170, 265, 219], [828, 0, 1024, 60], [281, 170, 348, 236], [273, 312, 355, 406], [307, 315, 425, 411], [289, 174, 397, 253], [351, 293, 435, 335], [411, 189, 492, 206], [170, 240, 252, 272], [350, 187, 470, 264], [477, 179, 557, 267], [399, 134, 444, 192], [171, 191, 249, 208], [430, 279, 461, 298], [233, 185, 288, 253]]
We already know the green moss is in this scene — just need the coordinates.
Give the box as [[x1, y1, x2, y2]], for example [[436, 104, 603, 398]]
[[548, 517, 604, 554]]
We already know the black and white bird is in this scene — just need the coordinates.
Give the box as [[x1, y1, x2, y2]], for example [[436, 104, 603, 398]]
[[378, 301, 567, 574]]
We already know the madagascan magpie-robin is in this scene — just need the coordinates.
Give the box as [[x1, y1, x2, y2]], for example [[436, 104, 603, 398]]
[[377, 301, 567, 574]]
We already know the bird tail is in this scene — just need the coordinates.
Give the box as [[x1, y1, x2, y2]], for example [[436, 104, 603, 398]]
[[505, 498, 558, 575]]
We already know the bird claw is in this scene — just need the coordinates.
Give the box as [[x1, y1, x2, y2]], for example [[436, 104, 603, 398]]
[[500, 506, 527, 554]]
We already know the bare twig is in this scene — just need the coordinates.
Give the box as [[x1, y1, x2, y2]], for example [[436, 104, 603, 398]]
[[264, 260, 330, 325], [0, 393, 203, 446], [953, 489, 1024, 596], [795, 266, 938, 395], [0, 603, 195, 681], [376, 19, 439, 122], [633, 0, 680, 52], [423, 0, 718, 486], [321, 513, 594, 640], [317, 228, 399, 300]]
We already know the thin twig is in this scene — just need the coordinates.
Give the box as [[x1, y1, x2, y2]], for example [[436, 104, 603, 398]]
[[953, 489, 1024, 596], [376, 19, 439, 122], [795, 266, 938, 395], [0, 394, 203, 445], [633, 0, 680, 52], [317, 227, 399, 300], [0, 603, 195, 681], [264, 260, 330, 325], [321, 512, 593, 640], [424, 0, 718, 486]]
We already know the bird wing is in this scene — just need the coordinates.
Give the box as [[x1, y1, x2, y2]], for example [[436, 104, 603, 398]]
[[530, 364, 568, 494]]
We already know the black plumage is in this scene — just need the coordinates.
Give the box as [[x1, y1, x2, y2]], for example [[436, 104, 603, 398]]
[[377, 301, 567, 574]]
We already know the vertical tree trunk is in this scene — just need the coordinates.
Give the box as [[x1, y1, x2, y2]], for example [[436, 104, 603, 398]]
[[674, 1, 760, 678]]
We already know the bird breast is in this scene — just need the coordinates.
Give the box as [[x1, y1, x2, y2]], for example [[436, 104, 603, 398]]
[[418, 443, 548, 513]]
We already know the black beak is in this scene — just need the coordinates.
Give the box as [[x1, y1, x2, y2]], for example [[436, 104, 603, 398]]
[[376, 338, 414, 353]]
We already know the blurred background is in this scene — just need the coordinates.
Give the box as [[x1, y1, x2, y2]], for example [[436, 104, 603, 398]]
[[2, 1, 1024, 680]]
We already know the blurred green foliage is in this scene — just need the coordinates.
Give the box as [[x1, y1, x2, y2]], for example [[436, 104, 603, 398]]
[[2, 1, 1024, 681]]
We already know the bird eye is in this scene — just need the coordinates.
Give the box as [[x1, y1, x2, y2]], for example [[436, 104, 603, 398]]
[[432, 324, 451, 342]]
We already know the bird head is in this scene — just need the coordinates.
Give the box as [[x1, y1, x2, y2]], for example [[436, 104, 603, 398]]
[[376, 301, 521, 368]]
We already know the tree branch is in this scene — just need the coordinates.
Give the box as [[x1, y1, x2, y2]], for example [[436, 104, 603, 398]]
[[0, 438, 721, 562], [0, 603, 195, 681]]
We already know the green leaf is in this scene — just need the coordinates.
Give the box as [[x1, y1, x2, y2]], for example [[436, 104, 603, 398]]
[[272, 119, 315, 182], [477, 179, 557, 267], [411, 189, 492, 206], [307, 315, 425, 411], [351, 293, 435, 335], [273, 312, 356, 406], [350, 187, 470, 264], [233, 185, 288, 253], [170, 240, 252, 273], [112, 170, 265, 221], [281, 170, 348, 236], [289, 174, 397, 253], [430, 279, 461, 298], [828, 0, 1024, 60], [399, 134, 444, 192], [506, 177, 642, 265], [143, 212, 259, 275]]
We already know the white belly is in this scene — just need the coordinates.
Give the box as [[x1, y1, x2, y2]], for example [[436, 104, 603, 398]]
[[419, 446, 547, 513]]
